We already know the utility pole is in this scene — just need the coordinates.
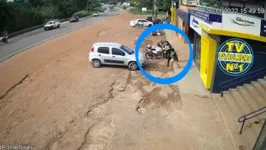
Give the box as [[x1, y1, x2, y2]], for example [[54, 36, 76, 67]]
[[153, 0, 157, 18]]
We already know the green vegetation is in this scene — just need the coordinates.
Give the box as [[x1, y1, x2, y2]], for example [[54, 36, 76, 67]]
[[200, 0, 220, 8], [129, 7, 153, 15], [73, 10, 92, 18], [0, 0, 105, 33], [126, 0, 171, 16]]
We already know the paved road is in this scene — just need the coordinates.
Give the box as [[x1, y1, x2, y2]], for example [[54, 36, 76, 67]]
[[0, 9, 120, 63]]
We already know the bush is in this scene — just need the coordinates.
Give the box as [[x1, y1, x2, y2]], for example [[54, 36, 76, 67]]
[[95, 7, 105, 12], [73, 10, 92, 18], [122, 5, 127, 9]]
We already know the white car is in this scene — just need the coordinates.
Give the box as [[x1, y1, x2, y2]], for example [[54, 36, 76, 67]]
[[92, 13, 99, 17], [130, 19, 153, 27], [88, 42, 145, 71], [44, 20, 60, 30]]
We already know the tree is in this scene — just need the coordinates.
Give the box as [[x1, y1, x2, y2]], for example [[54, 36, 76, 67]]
[[0, 1, 16, 32], [200, 0, 220, 8]]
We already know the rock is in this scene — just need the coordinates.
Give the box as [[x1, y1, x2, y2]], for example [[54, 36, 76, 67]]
[[118, 86, 125, 92], [137, 107, 147, 114], [132, 80, 137, 84]]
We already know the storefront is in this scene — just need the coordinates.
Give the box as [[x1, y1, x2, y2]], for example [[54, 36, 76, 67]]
[[188, 7, 266, 93]]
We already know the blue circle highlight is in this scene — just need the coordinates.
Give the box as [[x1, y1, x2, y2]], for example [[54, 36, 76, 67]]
[[135, 24, 194, 85]]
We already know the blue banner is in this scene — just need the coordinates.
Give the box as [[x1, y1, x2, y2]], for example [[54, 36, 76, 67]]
[[188, 9, 222, 23]]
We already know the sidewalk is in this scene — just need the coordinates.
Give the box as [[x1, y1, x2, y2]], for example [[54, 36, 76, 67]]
[[164, 30, 210, 97], [164, 30, 236, 150]]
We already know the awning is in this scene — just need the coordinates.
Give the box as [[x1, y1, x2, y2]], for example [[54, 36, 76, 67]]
[[176, 9, 190, 24]]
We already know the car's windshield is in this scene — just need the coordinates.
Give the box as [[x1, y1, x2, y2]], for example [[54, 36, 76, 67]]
[[121, 45, 134, 55], [47, 21, 53, 24]]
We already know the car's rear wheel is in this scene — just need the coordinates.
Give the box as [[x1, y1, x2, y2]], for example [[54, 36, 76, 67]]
[[128, 61, 138, 71], [92, 59, 101, 68], [57, 24, 60, 28]]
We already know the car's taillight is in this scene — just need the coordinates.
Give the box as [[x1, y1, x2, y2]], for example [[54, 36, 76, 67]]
[[91, 47, 94, 52]]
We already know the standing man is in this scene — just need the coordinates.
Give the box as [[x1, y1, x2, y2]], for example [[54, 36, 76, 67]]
[[167, 48, 180, 68]]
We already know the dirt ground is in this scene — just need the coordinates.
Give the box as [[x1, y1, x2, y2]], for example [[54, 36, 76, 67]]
[[0, 10, 235, 150]]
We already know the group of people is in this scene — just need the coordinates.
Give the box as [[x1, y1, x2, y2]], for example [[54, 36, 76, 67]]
[[155, 40, 180, 68]]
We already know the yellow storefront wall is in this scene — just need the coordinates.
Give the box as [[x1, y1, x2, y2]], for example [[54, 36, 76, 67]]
[[200, 35, 217, 89], [170, 8, 177, 25]]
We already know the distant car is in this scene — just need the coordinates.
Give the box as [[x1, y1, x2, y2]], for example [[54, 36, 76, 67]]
[[69, 16, 79, 22], [44, 20, 60, 31], [130, 19, 153, 27], [88, 42, 145, 71], [92, 13, 99, 17]]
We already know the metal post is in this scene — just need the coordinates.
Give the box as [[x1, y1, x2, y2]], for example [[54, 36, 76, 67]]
[[239, 118, 246, 135]]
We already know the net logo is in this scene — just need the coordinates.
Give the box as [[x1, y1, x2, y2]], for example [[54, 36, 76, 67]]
[[192, 18, 199, 28], [217, 38, 254, 76], [230, 17, 255, 26]]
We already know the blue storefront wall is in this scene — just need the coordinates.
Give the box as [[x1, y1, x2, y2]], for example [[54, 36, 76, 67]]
[[176, 9, 190, 24], [211, 36, 266, 93]]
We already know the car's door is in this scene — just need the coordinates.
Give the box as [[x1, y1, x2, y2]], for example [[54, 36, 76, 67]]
[[50, 21, 55, 28], [141, 20, 149, 26], [110, 47, 127, 65], [97, 47, 112, 64], [137, 20, 143, 25]]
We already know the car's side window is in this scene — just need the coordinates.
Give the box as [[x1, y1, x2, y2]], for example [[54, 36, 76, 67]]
[[98, 47, 109, 54], [112, 48, 125, 56]]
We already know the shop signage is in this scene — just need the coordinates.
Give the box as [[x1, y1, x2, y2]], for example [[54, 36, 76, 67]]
[[189, 9, 209, 21], [188, 8, 222, 23], [223, 14, 261, 36], [190, 16, 203, 35], [217, 38, 254, 76], [230, 17, 255, 26], [260, 20, 266, 37], [192, 18, 199, 28]]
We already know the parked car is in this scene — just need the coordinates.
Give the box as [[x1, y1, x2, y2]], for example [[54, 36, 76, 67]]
[[44, 20, 60, 31], [88, 42, 145, 71], [69, 16, 79, 22], [130, 19, 153, 27], [92, 13, 99, 17]]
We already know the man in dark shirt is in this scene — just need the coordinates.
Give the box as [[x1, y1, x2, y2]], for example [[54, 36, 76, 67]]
[[167, 48, 180, 68]]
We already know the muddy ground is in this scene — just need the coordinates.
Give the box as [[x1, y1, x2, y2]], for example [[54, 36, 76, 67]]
[[0, 10, 234, 150]]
